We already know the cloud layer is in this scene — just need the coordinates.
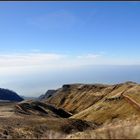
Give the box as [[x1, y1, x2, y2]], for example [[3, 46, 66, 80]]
[[0, 51, 139, 69], [0, 52, 102, 70]]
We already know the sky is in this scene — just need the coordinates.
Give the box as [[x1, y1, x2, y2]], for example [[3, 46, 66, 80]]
[[0, 2, 140, 97]]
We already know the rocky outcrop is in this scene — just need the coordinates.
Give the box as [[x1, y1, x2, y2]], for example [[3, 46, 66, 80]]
[[15, 100, 72, 118], [39, 90, 56, 100]]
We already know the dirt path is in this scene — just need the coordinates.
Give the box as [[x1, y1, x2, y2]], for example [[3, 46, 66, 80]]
[[122, 94, 140, 111]]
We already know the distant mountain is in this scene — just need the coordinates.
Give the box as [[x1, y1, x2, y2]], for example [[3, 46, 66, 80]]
[[0, 88, 23, 102], [39, 90, 56, 100], [21, 96, 36, 100]]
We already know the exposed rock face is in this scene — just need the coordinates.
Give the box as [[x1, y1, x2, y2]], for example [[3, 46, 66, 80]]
[[0, 88, 23, 102], [39, 90, 56, 100], [15, 100, 72, 118]]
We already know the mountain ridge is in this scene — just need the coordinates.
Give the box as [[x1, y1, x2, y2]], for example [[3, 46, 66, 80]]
[[40, 81, 140, 124], [0, 88, 23, 102]]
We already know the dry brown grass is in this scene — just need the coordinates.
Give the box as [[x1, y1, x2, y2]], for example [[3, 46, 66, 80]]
[[66, 116, 140, 139], [69, 83, 140, 124], [46, 82, 140, 124], [1, 82, 140, 139], [46, 84, 110, 114]]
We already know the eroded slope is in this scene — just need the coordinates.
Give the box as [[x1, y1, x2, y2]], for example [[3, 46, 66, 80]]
[[44, 82, 140, 124]]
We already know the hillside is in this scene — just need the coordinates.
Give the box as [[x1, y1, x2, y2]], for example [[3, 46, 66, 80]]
[[44, 81, 140, 124], [1, 81, 140, 139], [71, 82, 140, 123], [0, 88, 23, 102], [0, 101, 97, 139], [45, 83, 110, 114], [66, 115, 140, 139]]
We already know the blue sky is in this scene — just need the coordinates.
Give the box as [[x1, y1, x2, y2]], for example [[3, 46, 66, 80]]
[[0, 2, 140, 97]]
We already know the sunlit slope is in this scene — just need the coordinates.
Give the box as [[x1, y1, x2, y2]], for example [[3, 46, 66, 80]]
[[71, 82, 140, 123], [46, 84, 111, 114], [45, 82, 140, 124]]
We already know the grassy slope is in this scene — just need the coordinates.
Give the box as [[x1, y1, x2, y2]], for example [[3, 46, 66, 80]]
[[71, 83, 140, 123], [46, 82, 140, 124], [67, 115, 140, 139], [46, 84, 112, 114]]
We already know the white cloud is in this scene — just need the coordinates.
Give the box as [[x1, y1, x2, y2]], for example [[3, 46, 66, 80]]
[[0, 52, 103, 69], [0, 52, 103, 80], [0, 53, 65, 67], [0, 52, 138, 71]]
